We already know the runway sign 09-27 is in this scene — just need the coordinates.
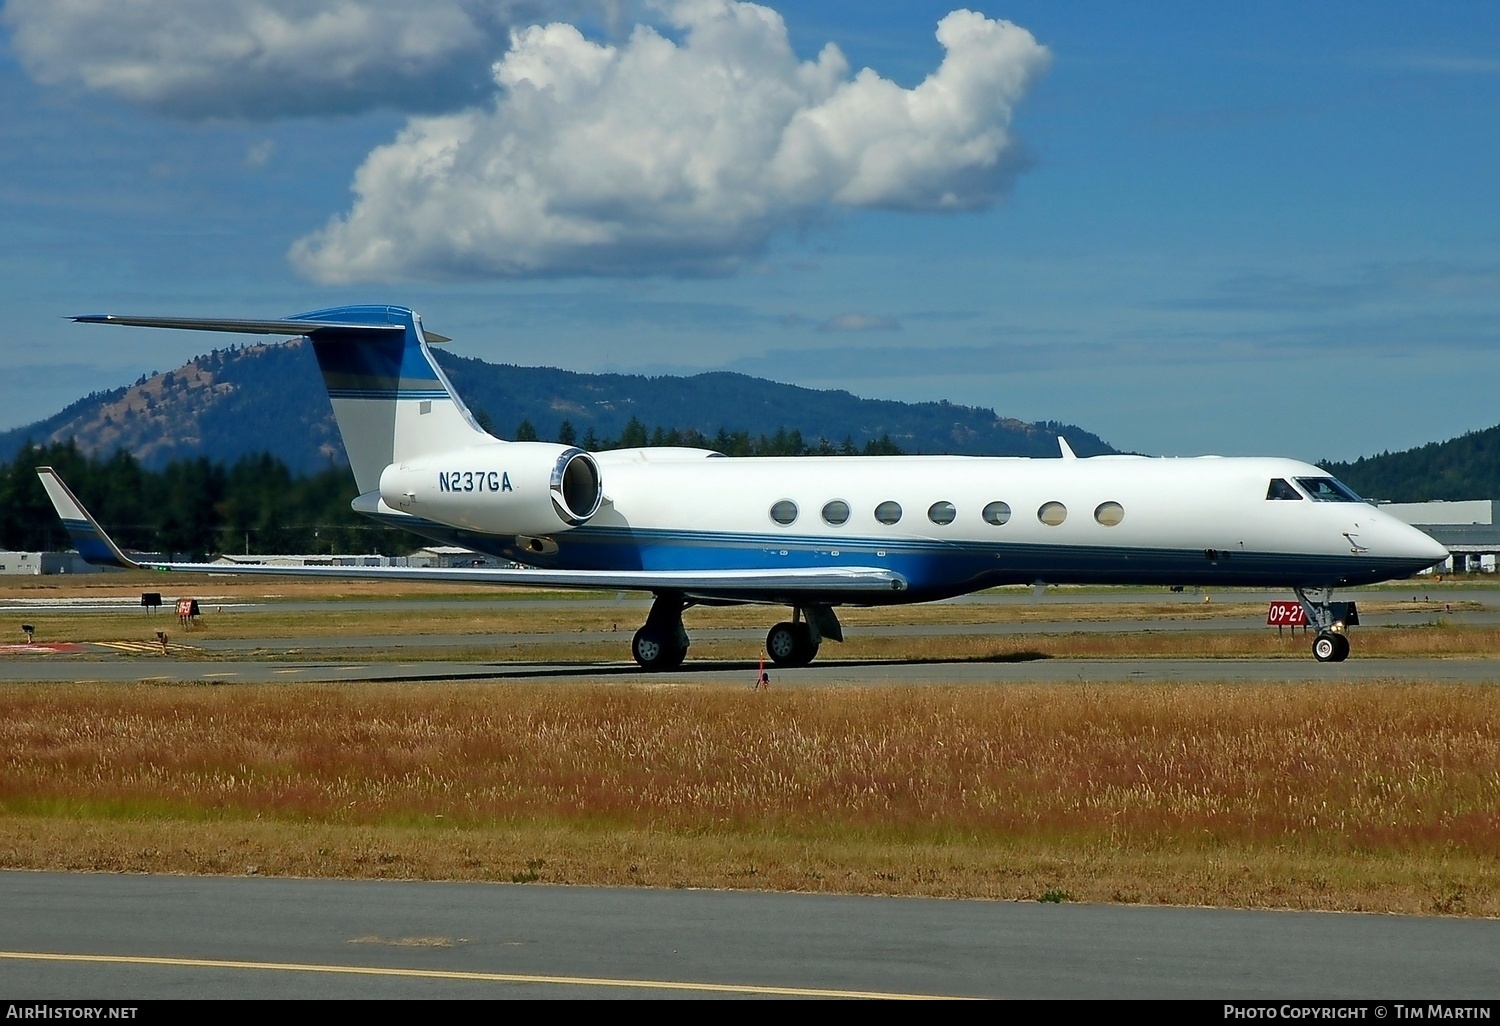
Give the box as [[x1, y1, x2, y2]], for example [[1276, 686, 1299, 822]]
[[1266, 601, 1308, 626]]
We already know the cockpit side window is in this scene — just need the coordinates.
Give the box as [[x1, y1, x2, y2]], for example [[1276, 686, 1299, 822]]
[[1294, 476, 1363, 502], [1267, 478, 1302, 501]]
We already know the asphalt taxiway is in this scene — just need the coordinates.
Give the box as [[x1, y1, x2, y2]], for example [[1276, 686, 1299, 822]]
[[2, 872, 1496, 999]]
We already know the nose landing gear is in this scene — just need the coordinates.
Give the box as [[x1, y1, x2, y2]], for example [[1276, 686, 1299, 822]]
[[1296, 587, 1359, 662]]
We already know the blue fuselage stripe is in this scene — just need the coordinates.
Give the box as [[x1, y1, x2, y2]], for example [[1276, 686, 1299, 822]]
[[355, 515, 1425, 598]]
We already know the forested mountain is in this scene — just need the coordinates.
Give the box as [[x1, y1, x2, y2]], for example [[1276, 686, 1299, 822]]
[[1323, 425, 1500, 502], [437, 353, 1114, 460], [0, 343, 340, 471], [0, 340, 1115, 471]]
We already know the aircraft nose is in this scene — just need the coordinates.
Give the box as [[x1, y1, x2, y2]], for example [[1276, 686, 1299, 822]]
[[1395, 522, 1449, 568]]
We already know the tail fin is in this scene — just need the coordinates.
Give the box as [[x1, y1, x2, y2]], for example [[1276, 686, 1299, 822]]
[[36, 467, 140, 569], [293, 305, 493, 492], [74, 305, 496, 494]]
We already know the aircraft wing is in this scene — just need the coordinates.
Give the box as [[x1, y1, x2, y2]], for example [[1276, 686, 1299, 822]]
[[36, 468, 907, 598]]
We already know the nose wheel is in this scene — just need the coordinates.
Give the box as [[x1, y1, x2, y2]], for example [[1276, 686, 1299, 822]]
[[1312, 631, 1350, 663]]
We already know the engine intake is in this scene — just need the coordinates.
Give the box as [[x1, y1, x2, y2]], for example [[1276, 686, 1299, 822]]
[[552, 447, 601, 525]]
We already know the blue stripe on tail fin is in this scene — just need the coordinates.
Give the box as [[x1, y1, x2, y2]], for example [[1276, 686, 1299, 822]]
[[293, 305, 493, 493], [297, 305, 447, 399]]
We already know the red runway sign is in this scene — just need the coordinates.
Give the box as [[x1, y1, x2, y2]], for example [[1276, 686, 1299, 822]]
[[1266, 601, 1307, 626]]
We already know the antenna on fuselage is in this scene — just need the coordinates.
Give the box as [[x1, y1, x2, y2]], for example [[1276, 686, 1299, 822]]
[[1057, 436, 1077, 459]]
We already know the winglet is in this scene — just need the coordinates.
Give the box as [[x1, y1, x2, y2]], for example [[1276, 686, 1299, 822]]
[[36, 467, 141, 570], [1058, 436, 1077, 459]]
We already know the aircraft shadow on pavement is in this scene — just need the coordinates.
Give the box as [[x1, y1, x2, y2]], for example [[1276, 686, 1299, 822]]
[[380, 651, 1055, 683]]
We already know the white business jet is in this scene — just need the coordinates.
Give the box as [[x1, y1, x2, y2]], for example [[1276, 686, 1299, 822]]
[[39, 305, 1448, 667]]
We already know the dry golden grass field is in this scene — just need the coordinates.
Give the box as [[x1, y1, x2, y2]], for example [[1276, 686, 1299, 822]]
[[0, 680, 1496, 916], [2, 573, 1497, 916]]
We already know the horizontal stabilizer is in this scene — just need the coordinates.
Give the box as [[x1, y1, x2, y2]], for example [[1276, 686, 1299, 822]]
[[73, 314, 449, 344]]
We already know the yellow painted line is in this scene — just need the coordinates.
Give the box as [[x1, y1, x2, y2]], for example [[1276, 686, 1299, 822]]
[[0, 950, 960, 999], [94, 641, 199, 654]]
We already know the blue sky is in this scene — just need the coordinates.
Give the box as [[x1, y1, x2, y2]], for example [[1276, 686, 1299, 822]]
[[1, 1, 1496, 461]]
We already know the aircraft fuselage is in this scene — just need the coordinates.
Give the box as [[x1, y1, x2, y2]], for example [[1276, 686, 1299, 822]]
[[382, 451, 1447, 604]]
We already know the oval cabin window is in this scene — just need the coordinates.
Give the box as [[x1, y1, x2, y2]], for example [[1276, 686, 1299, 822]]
[[928, 501, 957, 526], [1094, 501, 1124, 526], [770, 500, 798, 526], [982, 501, 1012, 526], [822, 500, 850, 526], [874, 501, 903, 525], [1038, 501, 1067, 526]]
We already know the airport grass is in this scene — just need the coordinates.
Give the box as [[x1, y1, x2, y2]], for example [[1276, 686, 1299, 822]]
[[0, 680, 1495, 916]]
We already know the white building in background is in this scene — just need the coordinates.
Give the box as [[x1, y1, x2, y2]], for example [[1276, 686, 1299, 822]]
[[211, 546, 512, 570], [0, 550, 99, 575], [408, 545, 511, 569]]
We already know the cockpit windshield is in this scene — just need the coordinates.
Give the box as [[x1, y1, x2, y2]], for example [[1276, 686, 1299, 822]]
[[1266, 478, 1302, 500], [1294, 477, 1364, 503]]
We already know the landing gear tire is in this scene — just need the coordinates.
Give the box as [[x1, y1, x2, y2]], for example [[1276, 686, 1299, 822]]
[[766, 622, 818, 667], [1312, 631, 1350, 663], [633, 627, 686, 671]]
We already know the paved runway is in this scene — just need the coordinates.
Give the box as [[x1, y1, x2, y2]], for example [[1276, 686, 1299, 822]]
[[2, 583, 1497, 684], [2, 872, 1496, 999]]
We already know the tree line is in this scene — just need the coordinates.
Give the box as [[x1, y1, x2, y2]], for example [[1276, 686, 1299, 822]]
[[0, 441, 407, 559], [2, 425, 905, 559], [1321, 423, 1500, 503], [500, 414, 903, 457]]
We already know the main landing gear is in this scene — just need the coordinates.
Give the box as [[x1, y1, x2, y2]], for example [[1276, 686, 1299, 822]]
[[632, 592, 689, 671], [629, 596, 844, 671], [765, 605, 843, 668], [1296, 587, 1359, 663]]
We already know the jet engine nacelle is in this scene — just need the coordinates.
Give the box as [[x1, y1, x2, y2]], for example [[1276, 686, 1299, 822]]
[[379, 442, 603, 537]]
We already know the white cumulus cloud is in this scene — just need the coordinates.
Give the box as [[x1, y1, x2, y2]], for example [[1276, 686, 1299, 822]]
[[290, 2, 1050, 281], [1, 0, 599, 118]]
